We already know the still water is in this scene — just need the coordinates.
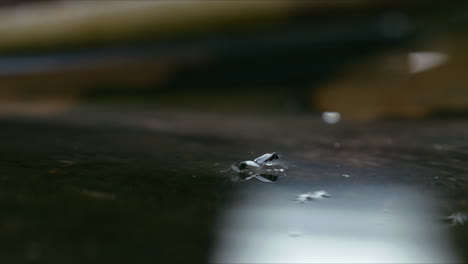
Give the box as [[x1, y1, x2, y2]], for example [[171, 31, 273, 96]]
[[0, 108, 467, 263]]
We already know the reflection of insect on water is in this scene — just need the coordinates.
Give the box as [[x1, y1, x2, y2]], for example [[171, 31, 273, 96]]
[[222, 152, 287, 183], [295, 190, 331, 202]]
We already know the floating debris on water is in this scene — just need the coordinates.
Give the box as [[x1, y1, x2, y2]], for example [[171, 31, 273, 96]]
[[222, 152, 287, 183], [295, 190, 331, 202], [445, 212, 467, 226]]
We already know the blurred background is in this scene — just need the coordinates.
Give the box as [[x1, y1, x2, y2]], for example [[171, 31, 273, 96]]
[[1, 0, 467, 118], [0, 1, 467, 263]]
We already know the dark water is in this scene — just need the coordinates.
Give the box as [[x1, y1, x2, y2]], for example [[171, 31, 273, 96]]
[[0, 108, 467, 263]]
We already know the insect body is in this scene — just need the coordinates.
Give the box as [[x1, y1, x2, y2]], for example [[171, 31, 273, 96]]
[[223, 152, 286, 183]]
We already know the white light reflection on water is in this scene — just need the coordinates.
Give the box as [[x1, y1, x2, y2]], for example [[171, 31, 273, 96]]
[[211, 185, 460, 263]]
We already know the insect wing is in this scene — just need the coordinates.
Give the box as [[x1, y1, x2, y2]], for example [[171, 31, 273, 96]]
[[254, 153, 276, 164]]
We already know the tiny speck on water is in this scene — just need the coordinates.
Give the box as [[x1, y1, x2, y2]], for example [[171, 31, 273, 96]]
[[288, 231, 303, 237], [342, 174, 350, 178]]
